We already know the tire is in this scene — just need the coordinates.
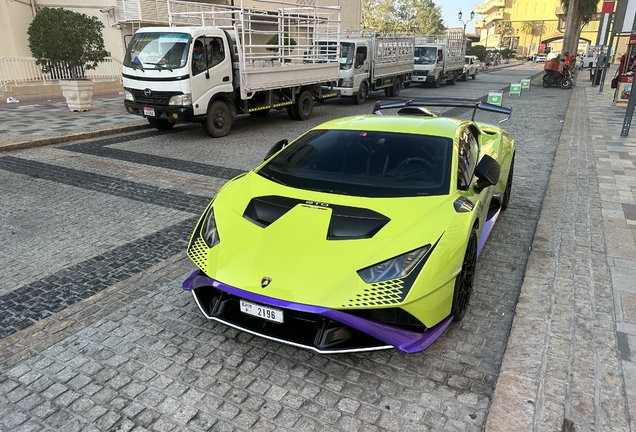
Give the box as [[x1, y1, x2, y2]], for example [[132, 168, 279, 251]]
[[286, 105, 298, 120], [501, 158, 514, 211], [542, 76, 551, 88], [202, 100, 232, 138], [434, 73, 442, 88], [147, 118, 175, 130], [560, 78, 573, 89], [447, 72, 457, 85], [472, 71, 477, 80], [451, 230, 477, 321], [250, 109, 270, 118], [461, 72, 468, 81], [384, 87, 391, 96], [355, 81, 367, 105], [292, 90, 313, 120], [388, 77, 401, 97]]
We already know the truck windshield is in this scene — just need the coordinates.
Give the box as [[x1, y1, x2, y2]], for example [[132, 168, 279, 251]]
[[124, 32, 191, 70], [414, 47, 437, 65], [339, 43, 355, 70]]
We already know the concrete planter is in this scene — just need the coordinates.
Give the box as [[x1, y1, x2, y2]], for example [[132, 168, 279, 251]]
[[60, 80, 93, 112]]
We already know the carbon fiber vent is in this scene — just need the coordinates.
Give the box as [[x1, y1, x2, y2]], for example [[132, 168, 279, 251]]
[[243, 196, 390, 240]]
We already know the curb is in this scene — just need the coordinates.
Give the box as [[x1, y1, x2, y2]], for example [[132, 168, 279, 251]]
[[0, 122, 151, 154]]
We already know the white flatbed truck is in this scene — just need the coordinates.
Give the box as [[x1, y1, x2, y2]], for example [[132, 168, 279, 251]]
[[412, 32, 466, 87]]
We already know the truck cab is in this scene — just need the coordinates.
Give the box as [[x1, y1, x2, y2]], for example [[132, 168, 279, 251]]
[[332, 38, 370, 103], [413, 43, 441, 86], [123, 27, 234, 130]]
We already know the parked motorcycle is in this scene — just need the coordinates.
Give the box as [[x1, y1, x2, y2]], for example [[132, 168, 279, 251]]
[[542, 68, 573, 89]]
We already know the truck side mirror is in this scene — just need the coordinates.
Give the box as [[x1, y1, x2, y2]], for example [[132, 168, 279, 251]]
[[264, 139, 288, 161]]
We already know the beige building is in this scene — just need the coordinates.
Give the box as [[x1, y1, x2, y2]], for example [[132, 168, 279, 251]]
[[0, 0, 361, 97], [473, 0, 603, 56]]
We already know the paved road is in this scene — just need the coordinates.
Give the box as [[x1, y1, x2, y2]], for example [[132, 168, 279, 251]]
[[0, 63, 572, 431]]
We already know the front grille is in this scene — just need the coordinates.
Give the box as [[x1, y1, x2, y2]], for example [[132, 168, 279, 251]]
[[130, 89, 182, 106], [193, 285, 389, 352], [413, 70, 428, 77]]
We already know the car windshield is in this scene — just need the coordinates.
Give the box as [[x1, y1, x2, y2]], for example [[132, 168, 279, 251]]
[[258, 129, 452, 198], [414, 47, 437, 64], [124, 32, 191, 70]]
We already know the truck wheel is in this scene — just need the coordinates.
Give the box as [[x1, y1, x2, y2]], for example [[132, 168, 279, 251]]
[[286, 105, 298, 120], [389, 78, 401, 97], [147, 118, 175, 130], [355, 82, 367, 105], [292, 91, 313, 120], [472, 71, 477, 79], [434, 73, 442, 88], [461, 72, 468, 81], [447, 72, 457, 85], [202, 100, 232, 138], [384, 87, 391, 96]]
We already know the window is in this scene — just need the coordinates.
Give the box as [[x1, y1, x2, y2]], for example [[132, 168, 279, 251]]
[[192, 36, 225, 76], [457, 128, 479, 190]]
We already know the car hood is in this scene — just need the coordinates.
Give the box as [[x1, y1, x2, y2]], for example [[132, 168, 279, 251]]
[[193, 172, 461, 308]]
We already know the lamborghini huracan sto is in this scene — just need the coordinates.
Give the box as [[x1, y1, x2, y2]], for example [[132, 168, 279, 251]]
[[183, 98, 515, 354]]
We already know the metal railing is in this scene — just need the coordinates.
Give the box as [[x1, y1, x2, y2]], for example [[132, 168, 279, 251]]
[[0, 57, 123, 92]]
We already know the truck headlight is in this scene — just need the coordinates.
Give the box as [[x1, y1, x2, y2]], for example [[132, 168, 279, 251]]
[[124, 90, 134, 101], [357, 245, 430, 283], [341, 77, 354, 88], [169, 93, 192, 106]]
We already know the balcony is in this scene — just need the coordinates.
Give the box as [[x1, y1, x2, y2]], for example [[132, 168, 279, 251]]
[[475, 0, 505, 15], [482, 11, 505, 26]]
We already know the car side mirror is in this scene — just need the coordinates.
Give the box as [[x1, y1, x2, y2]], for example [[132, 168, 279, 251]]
[[474, 154, 500, 193], [264, 139, 288, 161]]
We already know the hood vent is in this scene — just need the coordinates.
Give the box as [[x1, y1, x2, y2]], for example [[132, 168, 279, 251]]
[[243, 196, 390, 239]]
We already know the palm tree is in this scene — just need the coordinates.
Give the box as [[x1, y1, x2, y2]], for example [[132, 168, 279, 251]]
[[521, 21, 535, 56]]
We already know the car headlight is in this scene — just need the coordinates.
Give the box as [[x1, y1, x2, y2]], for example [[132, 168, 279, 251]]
[[201, 207, 220, 248], [357, 245, 430, 283], [169, 93, 192, 106], [124, 90, 134, 101], [341, 77, 354, 88]]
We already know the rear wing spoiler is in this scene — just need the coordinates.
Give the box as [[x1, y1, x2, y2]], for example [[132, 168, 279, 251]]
[[372, 97, 513, 123]]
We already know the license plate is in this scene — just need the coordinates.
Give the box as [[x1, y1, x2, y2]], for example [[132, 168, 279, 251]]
[[240, 299, 283, 323], [143, 107, 155, 117]]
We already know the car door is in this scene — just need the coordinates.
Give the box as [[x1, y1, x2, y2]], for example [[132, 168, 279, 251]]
[[190, 35, 232, 116]]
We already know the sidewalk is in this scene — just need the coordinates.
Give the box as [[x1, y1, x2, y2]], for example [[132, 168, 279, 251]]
[[0, 92, 149, 153], [0, 71, 633, 431], [487, 78, 635, 430]]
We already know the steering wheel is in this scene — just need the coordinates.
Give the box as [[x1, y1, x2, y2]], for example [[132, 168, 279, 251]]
[[395, 157, 435, 177]]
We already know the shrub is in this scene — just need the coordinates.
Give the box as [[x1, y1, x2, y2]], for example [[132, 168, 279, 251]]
[[27, 7, 105, 80]]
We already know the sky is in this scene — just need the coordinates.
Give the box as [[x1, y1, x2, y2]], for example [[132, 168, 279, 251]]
[[434, 0, 480, 34]]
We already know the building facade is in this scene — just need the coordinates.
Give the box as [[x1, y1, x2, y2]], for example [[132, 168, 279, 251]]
[[473, 0, 603, 56], [0, 0, 361, 61]]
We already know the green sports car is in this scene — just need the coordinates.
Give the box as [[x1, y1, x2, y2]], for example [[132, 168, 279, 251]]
[[183, 98, 515, 354]]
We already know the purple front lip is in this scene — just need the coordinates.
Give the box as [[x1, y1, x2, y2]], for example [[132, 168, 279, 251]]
[[183, 271, 452, 354]]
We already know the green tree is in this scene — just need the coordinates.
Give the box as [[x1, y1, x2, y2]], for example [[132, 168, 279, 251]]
[[362, 0, 444, 34], [466, 44, 487, 61], [561, 0, 598, 55], [27, 7, 105, 80], [520, 21, 535, 55]]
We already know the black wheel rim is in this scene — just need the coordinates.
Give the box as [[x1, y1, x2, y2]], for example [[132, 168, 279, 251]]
[[213, 109, 227, 129], [456, 234, 477, 315]]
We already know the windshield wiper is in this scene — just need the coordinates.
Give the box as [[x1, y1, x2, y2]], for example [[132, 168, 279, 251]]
[[258, 171, 287, 186]]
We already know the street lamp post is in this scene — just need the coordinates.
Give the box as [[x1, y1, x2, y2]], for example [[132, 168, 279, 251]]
[[458, 11, 475, 34]]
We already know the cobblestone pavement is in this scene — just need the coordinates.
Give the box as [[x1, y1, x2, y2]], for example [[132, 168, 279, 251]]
[[487, 74, 635, 430], [0, 64, 595, 431]]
